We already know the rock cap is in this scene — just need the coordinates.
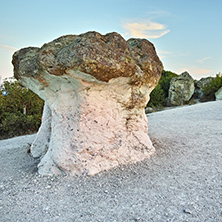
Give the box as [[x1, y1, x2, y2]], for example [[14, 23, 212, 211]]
[[12, 31, 163, 86]]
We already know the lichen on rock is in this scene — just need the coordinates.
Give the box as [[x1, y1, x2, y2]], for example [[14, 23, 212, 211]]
[[168, 71, 195, 106], [12, 31, 163, 176]]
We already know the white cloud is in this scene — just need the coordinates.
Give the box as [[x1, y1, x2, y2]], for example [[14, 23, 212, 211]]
[[192, 68, 212, 75], [0, 44, 18, 52], [176, 67, 212, 79], [177, 67, 212, 75], [197, 57, 211, 63], [177, 53, 189, 57], [123, 21, 170, 39], [158, 51, 172, 54], [157, 50, 172, 59]]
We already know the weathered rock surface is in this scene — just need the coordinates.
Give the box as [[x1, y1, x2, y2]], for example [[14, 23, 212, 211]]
[[194, 77, 213, 101], [168, 72, 195, 106], [30, 103, 52, 158], [12, 31, 163, 176], [215, 87, 222, 100]]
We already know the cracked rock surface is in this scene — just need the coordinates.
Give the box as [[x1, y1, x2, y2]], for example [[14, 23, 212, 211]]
[[12, 31, 163, 176]]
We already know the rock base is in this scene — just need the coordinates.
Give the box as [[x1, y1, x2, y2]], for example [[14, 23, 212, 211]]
[[30, 76, 154, 176]]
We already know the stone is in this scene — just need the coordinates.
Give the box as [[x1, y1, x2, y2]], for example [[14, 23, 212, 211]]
[[183, 209, 192, 214], [145, 107, 154, 114], [215, 87, 222, 100], [168, 71, 195, 106], [12, 31, 163, 176], [194, 77, 213, 101]]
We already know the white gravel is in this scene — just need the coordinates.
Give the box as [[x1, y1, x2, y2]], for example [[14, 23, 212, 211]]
[[0, 100, 222, 222]]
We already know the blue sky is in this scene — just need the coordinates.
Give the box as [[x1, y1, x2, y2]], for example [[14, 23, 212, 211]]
[[0, 0, 221, 82]]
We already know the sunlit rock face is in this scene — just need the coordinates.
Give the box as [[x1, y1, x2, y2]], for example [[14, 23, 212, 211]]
[[12, 31, 163, 176], [168, 72, 195, 106], [194, 77, 214, 101]]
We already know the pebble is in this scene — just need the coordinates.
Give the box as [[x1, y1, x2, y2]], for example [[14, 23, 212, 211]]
[[183, 209, 192, 214]]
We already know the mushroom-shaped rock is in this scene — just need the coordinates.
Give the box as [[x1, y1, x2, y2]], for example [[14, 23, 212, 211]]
[[12, 31, 163, 176]]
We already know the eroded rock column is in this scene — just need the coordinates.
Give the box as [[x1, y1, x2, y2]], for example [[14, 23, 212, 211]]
[[12, 31, 163, 176]]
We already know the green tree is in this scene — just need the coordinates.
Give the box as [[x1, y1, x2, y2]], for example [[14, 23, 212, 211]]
[[202, 73, 222, 101], [159, 70, 178, 98], [147, 70, 178, 107], [148, 84, 166, 107], [1, 78, 43, 115], [0, 78, 44, 139]]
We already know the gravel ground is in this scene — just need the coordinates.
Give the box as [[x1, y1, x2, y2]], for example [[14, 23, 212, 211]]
[[0, 101, 222, 222]]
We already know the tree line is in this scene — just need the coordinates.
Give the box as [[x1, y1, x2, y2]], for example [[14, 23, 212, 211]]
[[147, 71, 222, 107]]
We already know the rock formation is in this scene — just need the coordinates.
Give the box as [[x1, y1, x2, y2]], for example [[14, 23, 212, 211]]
[[12, 31, 163, 176], [168, 72, 195, 106], [215, 87, 222, 100], [194, 77, 213, 101]]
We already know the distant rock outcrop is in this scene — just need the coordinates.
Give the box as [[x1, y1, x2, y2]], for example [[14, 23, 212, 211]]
[[168, 72, 195, 106], [194, 77, 213, 101], [12, 31, 163, 176], [215, 87, 222, 100]]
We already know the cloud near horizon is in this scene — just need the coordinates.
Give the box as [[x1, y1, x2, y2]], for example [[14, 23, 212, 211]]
[[192, 68, 212, 75], [0, 44, 18, 52], [176, 67, 212, 77], [157, 50, 172, 59], [197, 57, 211, 63], [123, 21, 170, 39]]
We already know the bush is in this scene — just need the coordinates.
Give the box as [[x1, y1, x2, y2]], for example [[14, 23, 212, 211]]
[[202, 73, 222, 101]]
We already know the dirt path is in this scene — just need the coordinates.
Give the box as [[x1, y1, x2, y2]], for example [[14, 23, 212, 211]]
[[0, 101, 222, 222]]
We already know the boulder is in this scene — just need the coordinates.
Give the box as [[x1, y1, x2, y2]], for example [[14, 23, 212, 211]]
[[12, 31, 163, 176], [145, 107, 154, 114], [194, 77, 213, 101], [215, 87, 222, 100], [168, 72, 195, 106]]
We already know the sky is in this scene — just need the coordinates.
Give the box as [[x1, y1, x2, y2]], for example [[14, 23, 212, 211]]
[[0, 0, 222, 82]]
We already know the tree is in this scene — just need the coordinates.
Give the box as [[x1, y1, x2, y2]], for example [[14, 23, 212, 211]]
[[202, 73, 222, 101], [159, 70, 178, 98], [147, 70, 178, 107], [148, 84, 166, 107], [0, 78, 44, 139]]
